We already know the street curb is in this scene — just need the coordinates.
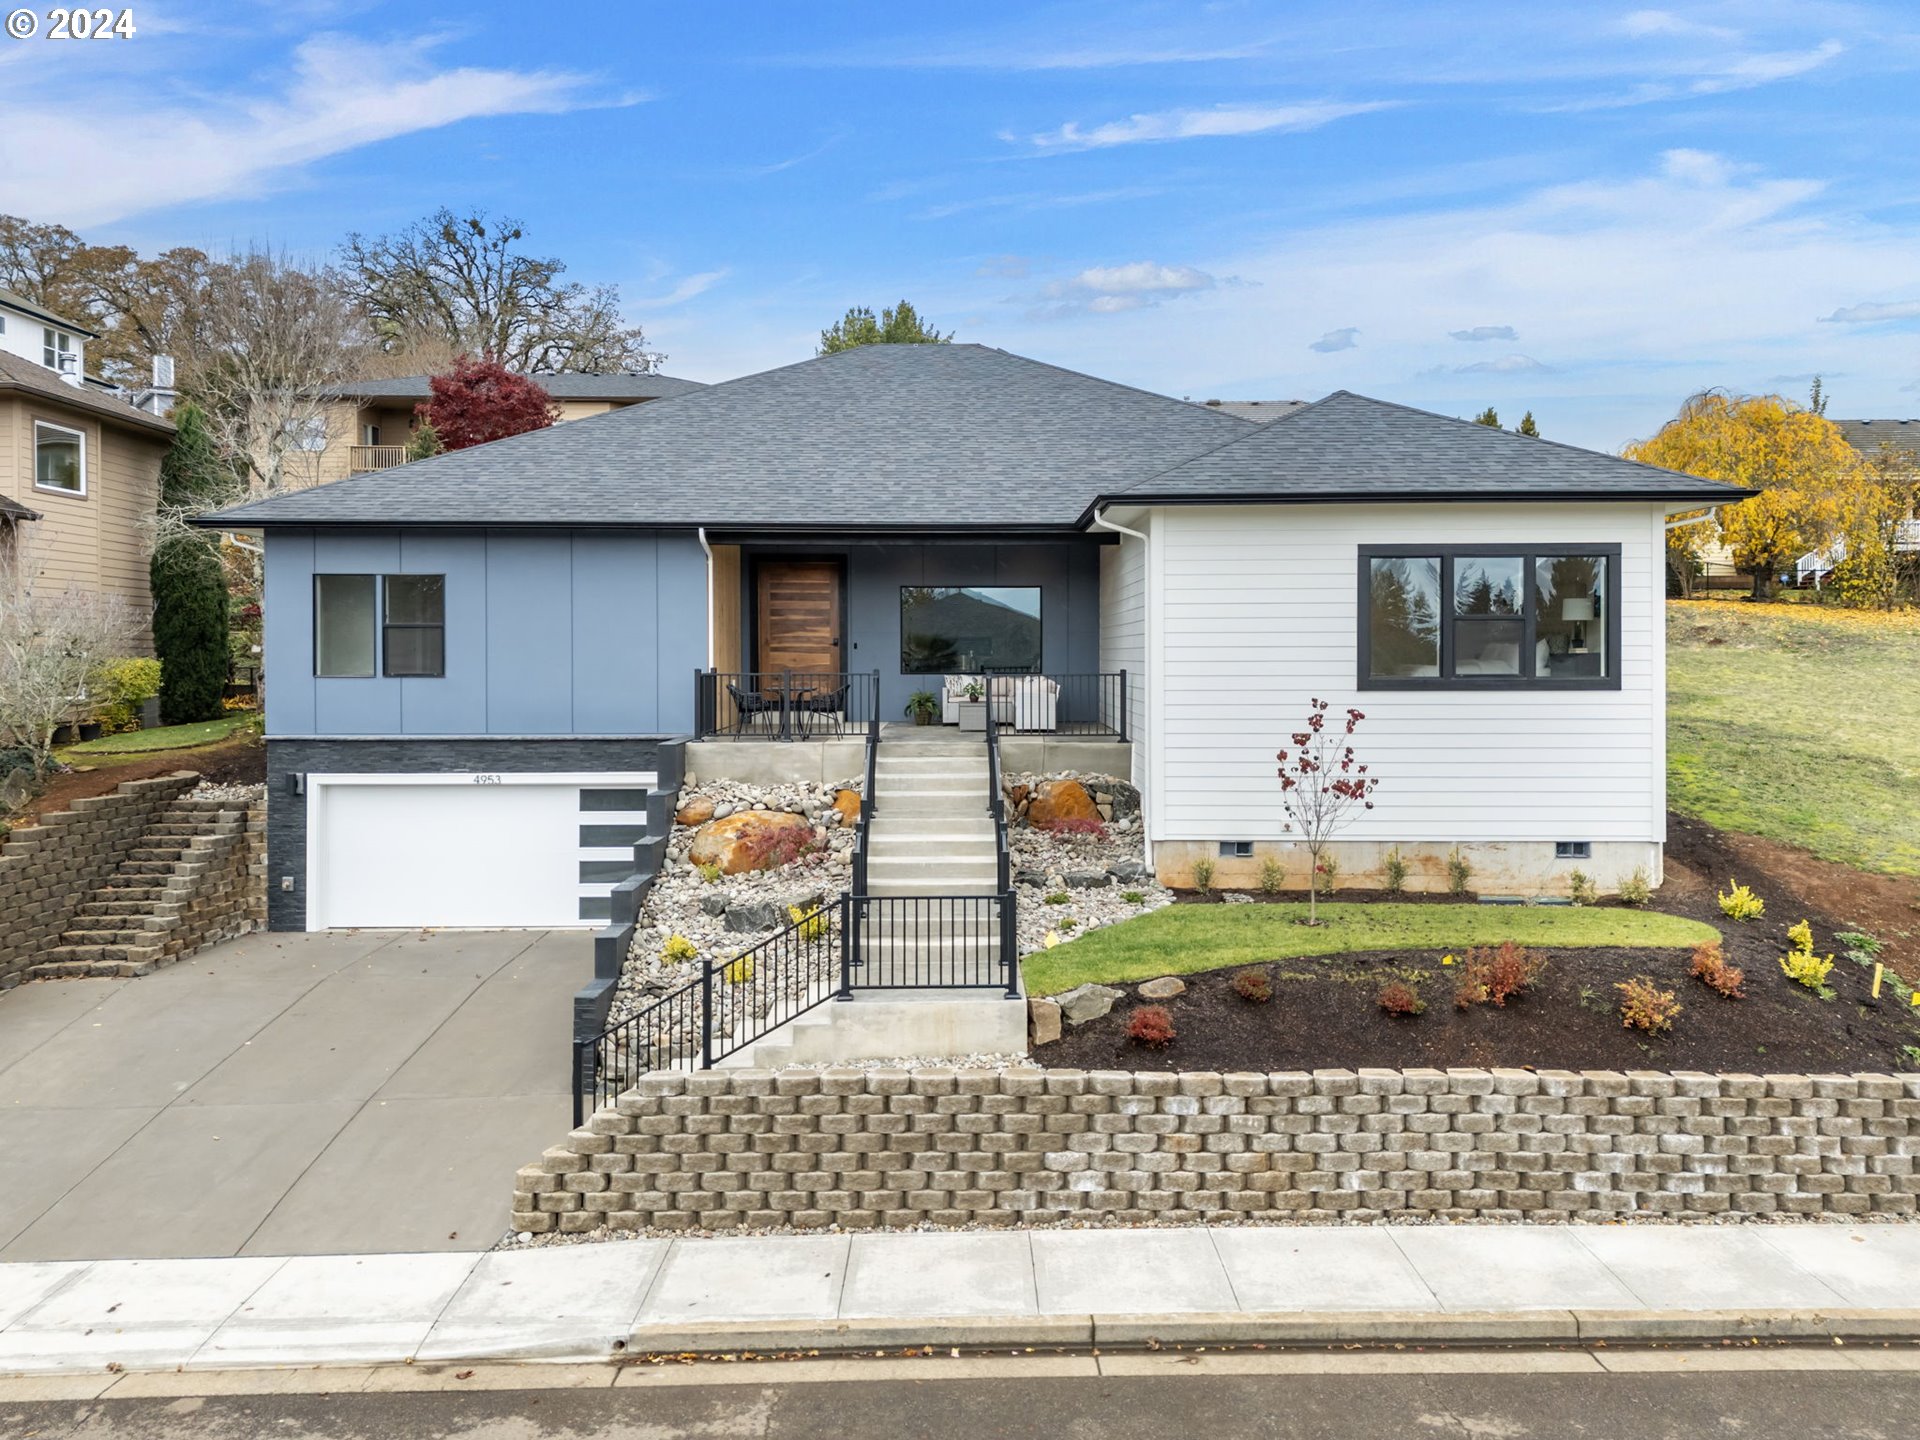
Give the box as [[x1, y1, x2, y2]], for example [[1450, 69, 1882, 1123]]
[[625, 1307, 1920, 1358]]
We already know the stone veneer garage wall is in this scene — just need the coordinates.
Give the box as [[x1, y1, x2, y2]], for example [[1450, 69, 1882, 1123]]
[[514, 1066, 1919, 1234]]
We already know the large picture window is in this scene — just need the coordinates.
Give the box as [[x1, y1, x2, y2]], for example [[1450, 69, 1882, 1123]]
[[900, 586, 1042, 674], [1360, 545, 1618, 689]]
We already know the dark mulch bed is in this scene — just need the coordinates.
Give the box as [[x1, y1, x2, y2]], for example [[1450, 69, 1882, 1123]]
[[23, 736, 265, 825], [1047, 939, 1920, 1073]]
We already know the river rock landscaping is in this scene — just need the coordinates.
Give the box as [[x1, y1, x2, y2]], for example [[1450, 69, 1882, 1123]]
[[1005, 771, 1172, 955], [613, 778, 858, 1028]]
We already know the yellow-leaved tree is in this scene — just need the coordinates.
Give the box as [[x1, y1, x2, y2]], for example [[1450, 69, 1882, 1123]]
[[1624, 391, 1871, 599]]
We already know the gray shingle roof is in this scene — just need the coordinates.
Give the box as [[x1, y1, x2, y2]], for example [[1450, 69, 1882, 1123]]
[[0, 493, 43, 523], [1194, 399, 1310, 422], [1101, 391, 1749, 510], [205, 349, 1741, 533], [331, 371, 707, 402], [0, 351, 174, 436], [0, 286, 96, 338], [208, 344, 1252, 531], [1834, 418, 1920, 458]]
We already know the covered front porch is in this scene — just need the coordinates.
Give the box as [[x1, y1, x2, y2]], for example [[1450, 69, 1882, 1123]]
[[693, 535, 1130, 744]]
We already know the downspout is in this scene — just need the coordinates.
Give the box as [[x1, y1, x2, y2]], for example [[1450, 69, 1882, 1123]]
[[1665, 508, 1720, 531], [696, 527, 715, 670], [1088, 505, 1154, 873]]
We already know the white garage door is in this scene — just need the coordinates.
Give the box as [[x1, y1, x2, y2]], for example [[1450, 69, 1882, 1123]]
[[309, 773, 655, 930]]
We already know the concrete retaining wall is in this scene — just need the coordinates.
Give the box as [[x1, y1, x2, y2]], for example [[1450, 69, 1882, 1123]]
[[0, 772, 199, 988], [514, 1066, 1919, 1234]]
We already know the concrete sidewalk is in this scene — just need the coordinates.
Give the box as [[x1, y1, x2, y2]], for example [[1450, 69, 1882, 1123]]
[[4, 1223, 1920, 1376]]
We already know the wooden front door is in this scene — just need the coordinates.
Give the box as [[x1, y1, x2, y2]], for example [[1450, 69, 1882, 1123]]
[[755, 560, 843, 675]]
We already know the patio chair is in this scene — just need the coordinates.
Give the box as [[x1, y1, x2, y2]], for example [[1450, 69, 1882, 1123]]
[[797, 679, 850, 737], [725, 681, 785, 735]]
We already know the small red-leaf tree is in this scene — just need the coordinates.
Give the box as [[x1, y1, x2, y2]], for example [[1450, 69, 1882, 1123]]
[[416, 355, 557, 452], [1275, 698, 1380, 925]]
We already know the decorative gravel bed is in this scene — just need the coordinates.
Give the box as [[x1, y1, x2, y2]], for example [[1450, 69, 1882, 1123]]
[[1003, 771, 1173, 955], [613, 778, 859, 1028], [188, 780, 265, 805]]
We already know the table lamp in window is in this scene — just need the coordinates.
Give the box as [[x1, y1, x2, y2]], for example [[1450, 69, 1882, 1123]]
[[1561, 597, 1594, 653]]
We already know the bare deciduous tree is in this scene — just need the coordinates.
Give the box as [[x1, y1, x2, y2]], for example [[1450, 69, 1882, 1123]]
[[341, 208, 660, 374], [191, 248, 360, 499], [1275, 698, 1380, 925], [0, 551, 138, 779]]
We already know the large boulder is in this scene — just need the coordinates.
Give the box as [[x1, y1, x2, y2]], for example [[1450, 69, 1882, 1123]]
[[1137, 976, 1187, 1001], [1064, 868, 1111, 890], [1026, 779, 1100, 829], [832, 788, 863, 827], [1055, 982, 1123, 1026], [688, 809, 814, 875], [675, 795, 716, 826]]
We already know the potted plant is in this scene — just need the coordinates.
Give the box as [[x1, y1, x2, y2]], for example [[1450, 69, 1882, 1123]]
[[905, 690, 939, 726]]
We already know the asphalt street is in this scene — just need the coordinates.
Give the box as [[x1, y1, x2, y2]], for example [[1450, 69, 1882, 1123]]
[[3, 1351, 1918, 1439]]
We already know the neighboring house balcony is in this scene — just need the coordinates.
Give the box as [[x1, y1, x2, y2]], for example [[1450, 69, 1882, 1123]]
[[349, 444, 410, 475]]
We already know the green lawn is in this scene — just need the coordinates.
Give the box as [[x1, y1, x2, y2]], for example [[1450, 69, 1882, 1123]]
[[61, 712, 258, 756], [1668, 601, 1920, 877], [1022, 902, 1718, 996]]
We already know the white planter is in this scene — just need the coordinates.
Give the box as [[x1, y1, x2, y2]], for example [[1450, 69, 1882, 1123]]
[[956, 700, 987, 732]]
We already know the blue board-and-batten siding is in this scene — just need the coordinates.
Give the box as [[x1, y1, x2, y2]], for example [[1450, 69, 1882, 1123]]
[[264, 528, 706, 737]]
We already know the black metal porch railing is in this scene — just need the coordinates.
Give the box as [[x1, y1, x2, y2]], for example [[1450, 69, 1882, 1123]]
[[852, 721, 877, 896], [979, 670, 1129, 739], [695, 669, 880, 741], [841, 894, 1018, 997]]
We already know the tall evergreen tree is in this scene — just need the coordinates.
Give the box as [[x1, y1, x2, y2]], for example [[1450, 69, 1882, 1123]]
[[151, 402, 235, 724], [1517, 411, 1539, 437], [151, 534, 230, 724], [818, 300, 952, 355], [1473, 406, 1500, 428]]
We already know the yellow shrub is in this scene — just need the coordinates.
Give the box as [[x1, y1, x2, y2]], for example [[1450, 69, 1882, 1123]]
[[661, 934, 698, 964], [1779, 947, 1834, 995], [90, 657, 163, 733], [1786, 918, 1813, 954], [723, 955, 754, 985], [1717, 881, 1765, 921], [788, 904, 828, 942]]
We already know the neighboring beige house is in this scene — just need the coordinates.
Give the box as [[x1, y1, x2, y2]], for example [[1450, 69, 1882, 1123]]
[[299, 371, 707, 489], [0, 290, 174, 627]]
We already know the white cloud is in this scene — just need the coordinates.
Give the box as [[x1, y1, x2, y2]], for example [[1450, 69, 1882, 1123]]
[[1309, 327, 1360, 353], [629, 271, 729, 309], [1453, 355, 1552, 374], [1450, 325, 1518, 342], [1074, 262, 1215, 295], [1030, 261, 1221, 317], [1027, 100, 1395, 152], [0, 33, 630, 225], [1620, 10, 1737, 41], [1695, 39, 1843, 94], [1819, 300, 1920, 324], [1538, 38, 1844, 111]]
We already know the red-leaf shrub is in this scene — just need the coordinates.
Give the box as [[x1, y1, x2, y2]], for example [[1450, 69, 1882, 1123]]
[[1617, 976, 1682, 1034], [1377, 981, 1425, 1017], [733, 826, 824, 872], [1126, 1005, 1176, 1048], [1690, 940, 1745, 999], [1454, 941, 1547, 1009], [1230, 967, 1273, 1004], [418, 355, 558, 451]]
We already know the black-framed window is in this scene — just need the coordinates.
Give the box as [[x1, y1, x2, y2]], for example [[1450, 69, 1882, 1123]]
[[1359, 545, 1619, 689], [900, 585, 1042, 674], [383, 574, 445, 677], [313, 572, 445, 679]]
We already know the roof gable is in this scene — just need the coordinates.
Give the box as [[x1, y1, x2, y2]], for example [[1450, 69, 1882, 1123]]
[[1103, 390, 1747, 508]]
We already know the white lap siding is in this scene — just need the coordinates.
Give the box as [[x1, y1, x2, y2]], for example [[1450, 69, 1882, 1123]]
[[1099, 531, 1149, 784], [1151, 502, 1666, 847]]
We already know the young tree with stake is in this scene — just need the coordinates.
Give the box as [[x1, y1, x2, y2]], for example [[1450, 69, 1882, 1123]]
[[1276, 698, 1380, 925]]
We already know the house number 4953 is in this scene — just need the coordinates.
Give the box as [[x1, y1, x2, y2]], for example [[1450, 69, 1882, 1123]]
[[472, 774, 503, 785]]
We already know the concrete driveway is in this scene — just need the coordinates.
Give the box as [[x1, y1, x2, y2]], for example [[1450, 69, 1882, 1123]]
[[0, 929, 589, 1261]]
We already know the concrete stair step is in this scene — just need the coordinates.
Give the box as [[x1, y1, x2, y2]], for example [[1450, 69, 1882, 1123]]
[[864, 878, 1001, 897], [873, 796, 990, 819]]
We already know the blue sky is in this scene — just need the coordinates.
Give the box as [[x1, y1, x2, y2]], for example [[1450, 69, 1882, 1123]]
[[3, 0, 1917, 448]]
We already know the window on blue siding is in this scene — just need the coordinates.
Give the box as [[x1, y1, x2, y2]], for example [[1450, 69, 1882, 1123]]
[[383, 575, 445, 677], [314, 575, 377, 678]]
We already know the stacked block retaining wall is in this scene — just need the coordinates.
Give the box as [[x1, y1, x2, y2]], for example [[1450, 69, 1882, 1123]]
[[516, 1066, 1919, 1233]]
